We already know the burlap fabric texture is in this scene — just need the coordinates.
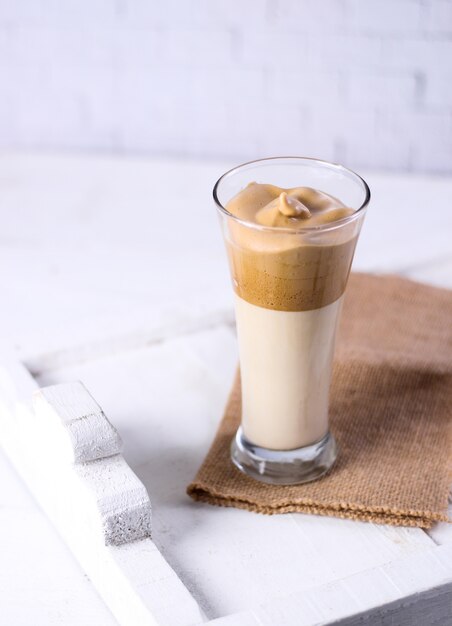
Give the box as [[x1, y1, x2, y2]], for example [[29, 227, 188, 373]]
[[187, 273, 452, 528]]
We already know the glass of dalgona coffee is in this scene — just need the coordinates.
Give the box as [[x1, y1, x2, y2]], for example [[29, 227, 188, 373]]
[[214, 157, 370, 484]]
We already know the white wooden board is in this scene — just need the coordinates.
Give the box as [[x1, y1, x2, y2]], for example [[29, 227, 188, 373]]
[[33, 325, 447, 623], [0, 360, 203, 626], [2, 338, 451, 625], [0, 153, 452, 626]]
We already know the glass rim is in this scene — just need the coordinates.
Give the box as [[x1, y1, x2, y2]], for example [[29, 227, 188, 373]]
[[213, 156, 371, 234]]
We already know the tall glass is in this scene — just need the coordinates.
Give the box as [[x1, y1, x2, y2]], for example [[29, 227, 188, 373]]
[[214, 157, 370, 485]]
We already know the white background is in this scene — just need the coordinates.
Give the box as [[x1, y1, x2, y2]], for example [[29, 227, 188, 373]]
[[1, 0, 451, 173]]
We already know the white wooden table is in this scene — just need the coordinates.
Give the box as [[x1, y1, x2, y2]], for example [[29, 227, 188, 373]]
[[0, 153, 451, 626]]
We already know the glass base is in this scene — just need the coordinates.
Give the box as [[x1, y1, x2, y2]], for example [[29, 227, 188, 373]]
[[231, 427, 337, 485]]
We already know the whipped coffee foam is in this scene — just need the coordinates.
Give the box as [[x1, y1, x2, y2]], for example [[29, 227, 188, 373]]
[[229, 183, 354, 229], [225, 183, 358, 312]]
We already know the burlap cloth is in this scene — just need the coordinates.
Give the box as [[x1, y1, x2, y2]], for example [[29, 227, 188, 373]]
[[187, 273, 452, 528]]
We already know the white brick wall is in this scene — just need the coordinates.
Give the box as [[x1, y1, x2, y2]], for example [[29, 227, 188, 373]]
[[0, 0, 451, 173]]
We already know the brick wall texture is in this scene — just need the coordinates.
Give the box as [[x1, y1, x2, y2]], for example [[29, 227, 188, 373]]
[[0, 0, 451, 172]]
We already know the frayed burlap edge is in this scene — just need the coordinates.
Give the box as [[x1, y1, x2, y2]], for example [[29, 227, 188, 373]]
[[187, 483, 449, 528]]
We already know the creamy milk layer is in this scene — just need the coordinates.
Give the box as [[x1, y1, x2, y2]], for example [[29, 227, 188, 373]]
[[235, 294, 343, 450], [225, 183, 357, 450]]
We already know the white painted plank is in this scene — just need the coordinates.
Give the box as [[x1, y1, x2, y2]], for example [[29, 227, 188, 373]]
[[290, 513, 433, 580], [0, 459, 117, 626], [208, 544, 452, 626], [426, 485, 452, 546], [74, 454, 152, 546], [0, 355, 39, 409], [33, 381, 122, 464], [383, 542, 452, 595], [2, 368, 151, 547], [24, 302, 234, 376], [429, 520, 452, 546], [203, 615, 260, 626], [0, 360, 204, 626], [36, 325, 437, 620], [343, 587, 452, 626], [340, 567, 404, 609], [81, 539, 206, 626]]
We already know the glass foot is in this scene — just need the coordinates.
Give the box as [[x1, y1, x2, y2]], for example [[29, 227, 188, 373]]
[[231, 427, 337, 485]]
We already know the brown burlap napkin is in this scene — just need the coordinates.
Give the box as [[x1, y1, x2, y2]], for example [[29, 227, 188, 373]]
[[187, 273, 452, 528]]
